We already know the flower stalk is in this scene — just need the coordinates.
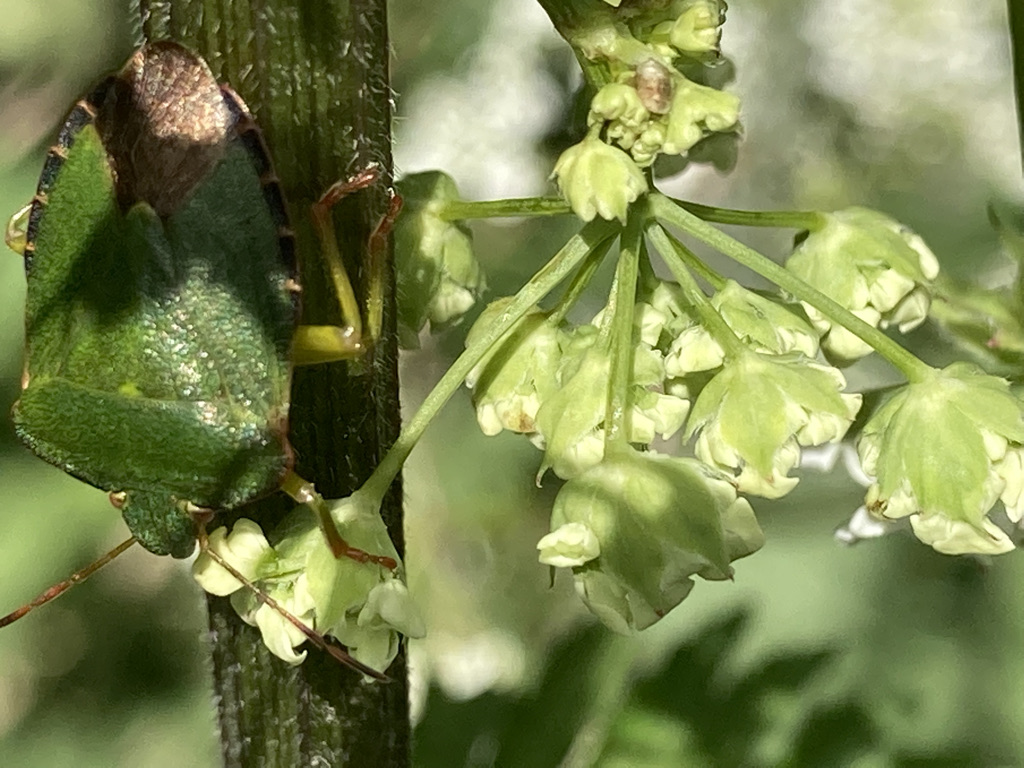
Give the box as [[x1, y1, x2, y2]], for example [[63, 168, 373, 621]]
[[649, 194, 934, 383]]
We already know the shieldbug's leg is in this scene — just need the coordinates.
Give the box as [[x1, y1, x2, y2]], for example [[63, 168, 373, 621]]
[[291, 165, 403, 367], [195, 516, 388, 679], [280, 471, 398, 570]]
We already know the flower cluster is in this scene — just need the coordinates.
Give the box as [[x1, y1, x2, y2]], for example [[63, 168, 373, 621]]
[[193, 494, 424, 672], [466, 270, 865, 629], [858, 363, 1024, 555], [552, 1, 739, 222], [648, 278, 861, 497], [786, 207, 939, 363], [537, 449, 763, 632], [466, 297, 689, 481]]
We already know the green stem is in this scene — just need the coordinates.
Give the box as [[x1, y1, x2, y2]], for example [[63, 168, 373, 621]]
[[649, 225, 746, 358], [362, 220, 618, 501], [603, 213, 642, 451], [550, 236, 617, 325], [659, 228, 726, 290], [558, 638, 638, 768], [650, 195, 934, 383], [440, 197, 572, 221], [674, 199, 826, 231]]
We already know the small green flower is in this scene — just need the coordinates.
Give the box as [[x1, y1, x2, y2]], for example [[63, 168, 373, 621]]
[[656, 0, 724, 55], [590, 83, 650, 129], [713, 281, 819, 358], [630, 122, 669, 165], [663, 281, 819, 377], [537, 521, 601, 568], [192, 494, 422, 671], [786, 207, 939, 363], [465, 301, 563, 436], [542, 449, 764, 632], [394, 171, 485, 348], [535, 314, 689, 479], [192, 518, 276, 596], [661, 79, 740, 156], [245, 576, 319, 665], [858, 362, 1024, 555], [687, 353, 861, 497], [552, 135, 648, 223]]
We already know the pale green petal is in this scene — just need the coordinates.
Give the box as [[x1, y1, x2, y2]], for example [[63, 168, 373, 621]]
[[910, 514, 1014, 556], [573, 569, 635, 635], [192, 520, 274, 596], [360, 580, 426, 639], [254, 603, 309, 665], [997, 448, 1024, 522], [537, 522, 601, 567], [550, 451, 762, 630], [665, 325, 724, 375], [552, 137, 647, 223], [590, 83, 649, 128]]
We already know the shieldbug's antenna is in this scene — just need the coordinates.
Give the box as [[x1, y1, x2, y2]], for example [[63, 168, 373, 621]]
[[0, 537, 138, 628]]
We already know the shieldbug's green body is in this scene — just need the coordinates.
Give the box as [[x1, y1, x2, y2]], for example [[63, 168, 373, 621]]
[[9, 42, 372, 560]]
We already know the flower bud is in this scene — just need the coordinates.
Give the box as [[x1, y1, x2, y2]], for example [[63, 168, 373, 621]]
[[667, 1, 724, 55], [552, 136, 648, 223], [394, 171, 485, 347], [661, 80, 740, 156], [465, 301, 563, 436], [589, 83, 650, 129], [687, 353, 861, 497]]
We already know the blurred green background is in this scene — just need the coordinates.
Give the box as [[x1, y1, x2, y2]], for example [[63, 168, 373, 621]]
[[1, 1, 1023, 766]]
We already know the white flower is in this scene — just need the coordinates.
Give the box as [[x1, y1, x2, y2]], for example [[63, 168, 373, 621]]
[[192, 519, 275, 596], [537, 522, 601, 567]]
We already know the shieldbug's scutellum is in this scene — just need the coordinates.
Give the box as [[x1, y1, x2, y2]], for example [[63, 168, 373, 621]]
[[3, 42, 399, 677]]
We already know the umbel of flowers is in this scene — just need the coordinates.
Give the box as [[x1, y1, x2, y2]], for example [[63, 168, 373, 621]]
[[551, 0, 740, 222], [194, 0, 1024, 657]]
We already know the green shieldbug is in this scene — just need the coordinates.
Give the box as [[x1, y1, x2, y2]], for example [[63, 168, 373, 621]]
[[4, 43, 395, 615]]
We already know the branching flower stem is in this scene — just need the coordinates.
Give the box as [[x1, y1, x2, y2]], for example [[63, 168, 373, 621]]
[[657, 226, 726, 290], [440, 197, 572, 221], [604, 212, 643, 451], [360, 219, 619, 503], [673, 198, 826, 231], [649, 194, 934, 383], [649, 224, 747, 358], [550, 237, 616, 325]]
